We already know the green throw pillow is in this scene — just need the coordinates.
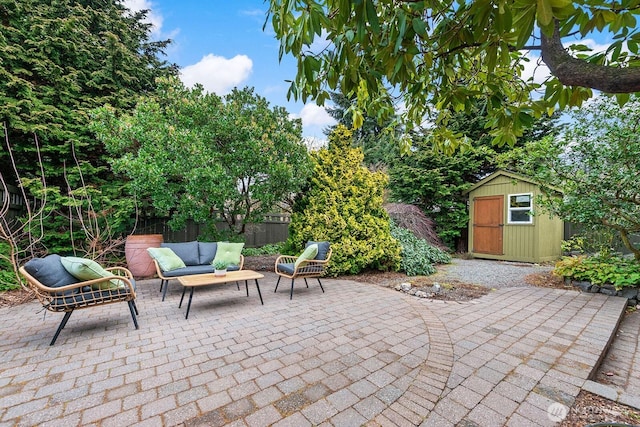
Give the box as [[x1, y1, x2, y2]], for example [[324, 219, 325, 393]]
[[212, 242, 244, 267], [295, 244, 318, 268], [60, 256, 122, 290], [147, 247, 186, 272]]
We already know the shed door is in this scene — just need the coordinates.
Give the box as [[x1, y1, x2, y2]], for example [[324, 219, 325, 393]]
[[473, 196, 504, 255]]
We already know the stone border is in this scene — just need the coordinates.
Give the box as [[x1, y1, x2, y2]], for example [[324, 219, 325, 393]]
[[572, 281, 639, 306]]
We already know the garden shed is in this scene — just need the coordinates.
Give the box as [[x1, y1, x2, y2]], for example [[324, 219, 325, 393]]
[[463, 170, 563, 263]]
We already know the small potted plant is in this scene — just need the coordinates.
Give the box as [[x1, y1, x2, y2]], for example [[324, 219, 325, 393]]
[[213, 260, 228, 276]]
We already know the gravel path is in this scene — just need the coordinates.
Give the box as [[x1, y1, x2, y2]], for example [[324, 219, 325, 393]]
[[433, 258, 554, 289]]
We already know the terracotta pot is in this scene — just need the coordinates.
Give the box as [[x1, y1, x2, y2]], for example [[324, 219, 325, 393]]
[[125, 234, 163, 278]]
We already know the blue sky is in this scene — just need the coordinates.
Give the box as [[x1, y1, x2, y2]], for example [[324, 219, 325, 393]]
[[124, 0, 336, 142]]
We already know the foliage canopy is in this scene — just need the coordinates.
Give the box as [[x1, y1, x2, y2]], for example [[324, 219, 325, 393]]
[[92, 78, 311, 239], [0, 0, 175, 184], [267, 0, 640, 151]]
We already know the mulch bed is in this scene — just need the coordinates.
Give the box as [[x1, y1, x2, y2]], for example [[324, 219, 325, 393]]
[[0, 287, 34, 307], [342, 269, 492, 301], [559, 390, 640, 426]]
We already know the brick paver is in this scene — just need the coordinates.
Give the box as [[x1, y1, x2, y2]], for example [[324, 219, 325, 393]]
[[0, 272, 628, 426], [590, 307, 640, 410]]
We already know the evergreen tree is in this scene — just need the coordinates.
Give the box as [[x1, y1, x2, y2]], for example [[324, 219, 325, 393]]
[[324, 92, 400, 168], [0, 0, 176, 186], [0, 0, 175, 255], [286, 125, 401, 275]]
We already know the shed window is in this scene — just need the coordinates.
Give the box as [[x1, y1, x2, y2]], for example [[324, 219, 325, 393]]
[[508, 193, 533, 224]]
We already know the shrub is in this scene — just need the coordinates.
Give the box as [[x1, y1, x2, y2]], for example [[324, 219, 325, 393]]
[[286, 125, 401, 275], [242, 243, 284, 256], [384, 203, 446, 249], [554, 254, 640, 290], [390, 222, 451, 276], [0, 242, 20, 291]]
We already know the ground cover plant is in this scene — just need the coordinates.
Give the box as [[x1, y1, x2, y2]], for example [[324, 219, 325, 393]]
[[554, 254, 640, 290], [389, 221, 451, 276]]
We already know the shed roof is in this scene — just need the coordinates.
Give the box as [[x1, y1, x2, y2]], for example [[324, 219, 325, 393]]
[[463, 170, 547, 195]]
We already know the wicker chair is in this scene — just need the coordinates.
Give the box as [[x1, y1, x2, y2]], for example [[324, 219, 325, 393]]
[[274, 242, 332, 299], [19, 256, 138, 346]]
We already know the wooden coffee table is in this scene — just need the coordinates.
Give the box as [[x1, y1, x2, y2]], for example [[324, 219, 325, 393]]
[[177, 270, 264, 319]]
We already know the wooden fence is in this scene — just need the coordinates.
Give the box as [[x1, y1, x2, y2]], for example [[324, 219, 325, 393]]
[[2, 185, 290, 247], [124, 213, 291, 247]]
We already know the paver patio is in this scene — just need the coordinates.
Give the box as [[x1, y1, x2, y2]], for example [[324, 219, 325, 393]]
[[0, 273, 629, 426]]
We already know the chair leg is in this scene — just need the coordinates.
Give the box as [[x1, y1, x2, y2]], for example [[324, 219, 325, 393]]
[[275, 276, 281, 292], [290, 278, 295, 300], [236, 281, 240, 291], [304, 278, 309, 288], [131, 300, 139, 315], [159, 279, 163, 293], [162, 280, 169, 301], [318, 278, 325, 293], [128, 301, 139, 329], [50, 310, 73, 346]]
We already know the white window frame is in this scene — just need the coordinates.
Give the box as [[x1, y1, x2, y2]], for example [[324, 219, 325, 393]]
[[507, 193, 533, 224]]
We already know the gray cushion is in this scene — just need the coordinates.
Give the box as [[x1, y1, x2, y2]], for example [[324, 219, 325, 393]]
[[198, 242, 218, 265], [23, 255, 78, 290], [162, 265, 215, 277], [161, 241, 199, 266], [52, 287, 134, 310], [306, 241, 330, 260], [277, 263, 295, 275], [161, 263, 241, 278]]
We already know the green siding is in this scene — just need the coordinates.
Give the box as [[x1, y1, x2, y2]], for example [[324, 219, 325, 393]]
[[467, 172, 563, 263]]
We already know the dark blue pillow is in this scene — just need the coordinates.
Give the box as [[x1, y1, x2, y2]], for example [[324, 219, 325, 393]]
[[161, 241, 199, 266], [23, 254, 78, 288], [306, 241, 331, 260], [198, 242, 218, 265]]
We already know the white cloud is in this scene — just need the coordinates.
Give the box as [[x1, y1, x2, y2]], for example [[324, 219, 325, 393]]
[[307, 30, 332, 55], [296, 103, 336, 128], [520, 53, 549, 84], [180, 54, 253, 95], [123, 0, 164, 39], [292, 103, 336, 141]]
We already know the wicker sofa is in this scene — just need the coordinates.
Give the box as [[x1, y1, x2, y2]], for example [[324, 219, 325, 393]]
[[19, 254, 138, 345], [150, 241, 244, 301]]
